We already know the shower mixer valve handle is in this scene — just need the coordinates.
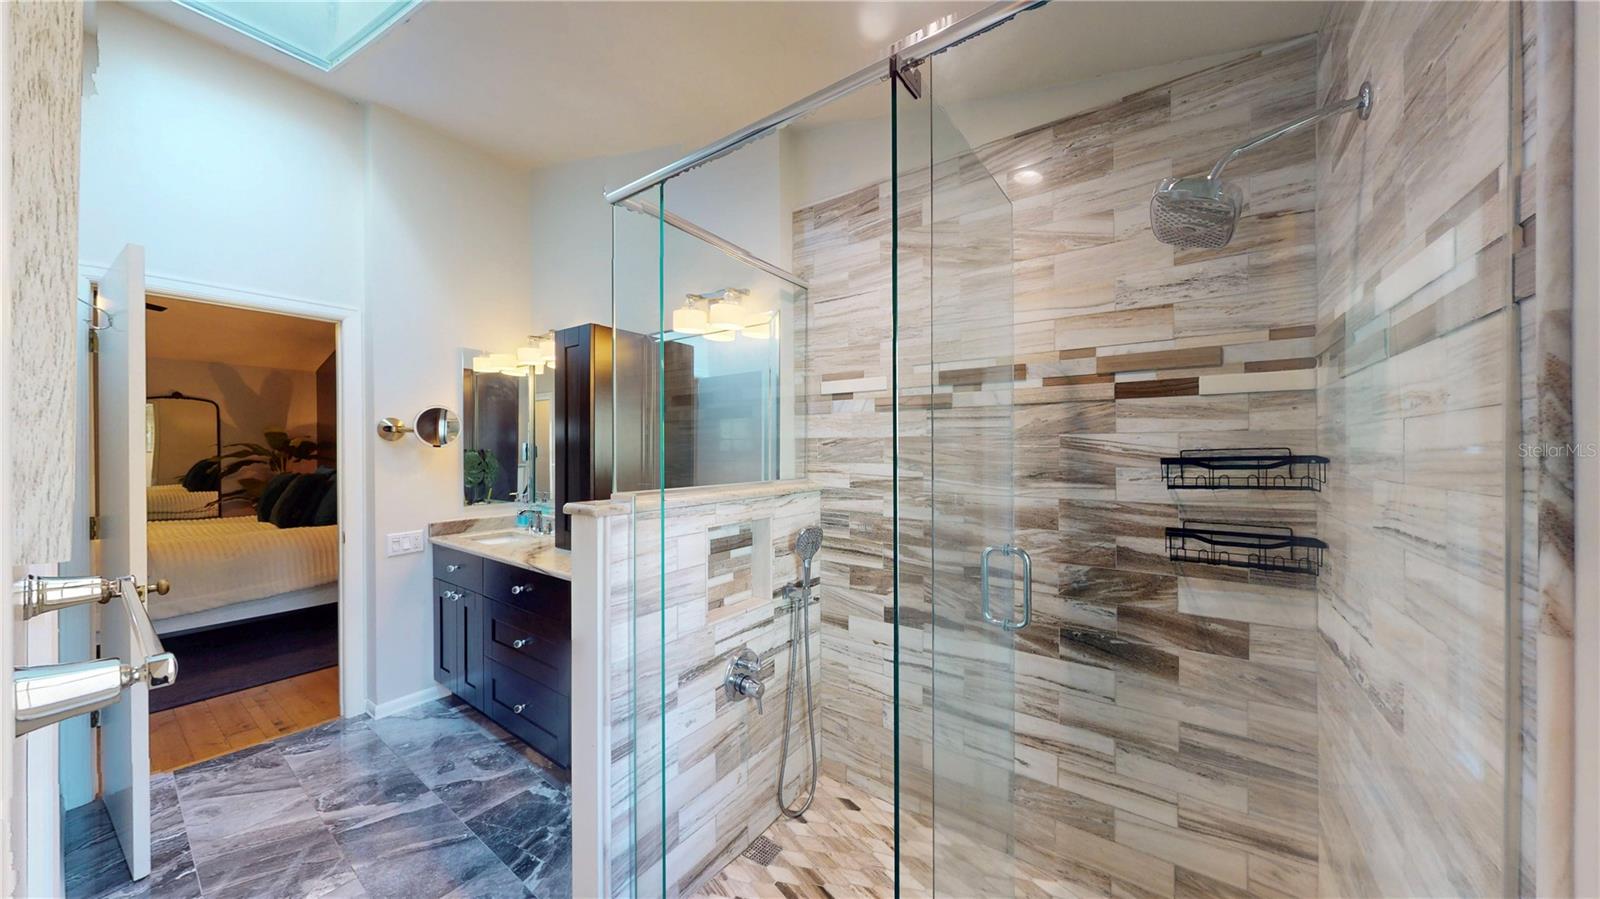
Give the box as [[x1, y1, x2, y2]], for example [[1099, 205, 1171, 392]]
[[725, 648, 765, 713]]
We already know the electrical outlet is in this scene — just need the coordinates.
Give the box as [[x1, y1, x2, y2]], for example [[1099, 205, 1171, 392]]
[[386, 530, 425, 557]]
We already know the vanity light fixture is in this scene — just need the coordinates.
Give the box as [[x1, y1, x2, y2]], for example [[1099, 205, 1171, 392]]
[[474, 334, 557, 377], [678, 288, 759, 341], [515, 333, 557, 374], [672, 297, 709, 334]]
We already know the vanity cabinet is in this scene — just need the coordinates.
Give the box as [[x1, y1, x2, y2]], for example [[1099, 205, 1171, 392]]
[[432, 546, 571, 768]]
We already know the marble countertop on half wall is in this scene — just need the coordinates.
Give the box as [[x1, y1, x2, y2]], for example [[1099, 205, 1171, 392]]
[[428, 514, 572, 581]]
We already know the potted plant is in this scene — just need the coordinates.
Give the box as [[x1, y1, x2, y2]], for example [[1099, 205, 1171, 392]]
[[464, 448, 501, 505], [218, 429, 322, 512]]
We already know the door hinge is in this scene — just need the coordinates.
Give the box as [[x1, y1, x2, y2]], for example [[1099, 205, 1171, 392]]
[[88, 516, 100, 539], [88, 329, 99, 353], [89, 709, 101, 729], [891, 54, 922, 99]]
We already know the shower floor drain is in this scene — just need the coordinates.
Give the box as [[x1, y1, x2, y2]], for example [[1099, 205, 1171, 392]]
[[741, 835, 784, 866]]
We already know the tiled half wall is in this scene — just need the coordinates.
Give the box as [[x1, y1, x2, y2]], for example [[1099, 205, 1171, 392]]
[[796, 38, 1326, 898], [598, 483, 824, 899]]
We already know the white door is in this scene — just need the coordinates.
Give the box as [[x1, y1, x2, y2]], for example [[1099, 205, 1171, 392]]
[[94, 244, 152, 879]]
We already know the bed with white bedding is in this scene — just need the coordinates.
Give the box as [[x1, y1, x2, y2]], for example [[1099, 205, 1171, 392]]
[[147, 484, 220, 520], [143, 517, 338, 631]]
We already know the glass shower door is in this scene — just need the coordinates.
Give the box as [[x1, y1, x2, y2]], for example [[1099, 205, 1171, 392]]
[[894, 54, 1022, 898]]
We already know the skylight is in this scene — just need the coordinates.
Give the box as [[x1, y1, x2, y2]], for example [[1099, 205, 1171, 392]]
[[173, 1, 423, 71]]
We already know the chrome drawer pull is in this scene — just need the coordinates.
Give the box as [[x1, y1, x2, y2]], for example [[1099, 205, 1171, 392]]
[[511, 584, 532, 595], [512, 703, 526, 714], [513, 638, 529, 649], [446, 563, 463, 573]]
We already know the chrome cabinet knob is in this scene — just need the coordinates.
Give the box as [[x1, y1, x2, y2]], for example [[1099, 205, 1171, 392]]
[[444, 590, 461, 602], [512, 703, 526, 714], [511, 584, 532, 595], [446, 563, 462, 572], [512, 638, 529, 649]]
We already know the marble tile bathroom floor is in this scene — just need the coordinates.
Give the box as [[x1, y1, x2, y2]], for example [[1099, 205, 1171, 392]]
[[64, 697, 570, 899]]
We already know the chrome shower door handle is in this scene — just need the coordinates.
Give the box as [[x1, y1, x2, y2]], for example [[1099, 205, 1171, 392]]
[[980, 543, 1032, 631]]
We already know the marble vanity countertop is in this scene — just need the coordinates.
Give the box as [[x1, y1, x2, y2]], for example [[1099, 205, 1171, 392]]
[[429, 514, 572, 581]]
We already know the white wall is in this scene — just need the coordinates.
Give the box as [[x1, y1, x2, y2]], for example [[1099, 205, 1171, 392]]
[[80, 3, 364, 305], [528, 133, 795, 333], [146, 357, 321, 447], [364, 104, 535, 705], [80, 6, 538, 711]]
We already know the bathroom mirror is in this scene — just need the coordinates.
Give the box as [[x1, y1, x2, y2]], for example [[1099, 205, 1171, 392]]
[[414, 406, 461, 448], [460, 347, 555, 507], [145, 392, 222, 520]]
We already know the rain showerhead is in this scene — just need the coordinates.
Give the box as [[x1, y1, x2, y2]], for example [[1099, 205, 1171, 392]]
[[1150, 82, 1373, 249], [1150, 176, 1245, 249], [795, 527, 823, 565]]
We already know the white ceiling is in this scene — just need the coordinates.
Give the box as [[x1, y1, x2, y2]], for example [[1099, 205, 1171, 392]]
[[133, 0, 1327, 170], [147, 296, 336, 371]]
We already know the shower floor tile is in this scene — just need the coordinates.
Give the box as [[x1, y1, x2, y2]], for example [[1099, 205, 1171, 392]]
[[695, 776, 1100, 899], [693, 775, 901, 899]]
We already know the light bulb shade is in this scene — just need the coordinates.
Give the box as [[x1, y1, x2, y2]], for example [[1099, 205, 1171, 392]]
[[742, 311, 774, 339], [471, 354, 497, 373], [516, 345, 542, 365], [704, 328, 736, 342], [673, 304, 708, 334], [708, 299, 744, 327], [483, 353, 517, 372]]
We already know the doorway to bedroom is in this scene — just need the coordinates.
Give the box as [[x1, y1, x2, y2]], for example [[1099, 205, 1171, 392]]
[[138, 295, 341, 771]]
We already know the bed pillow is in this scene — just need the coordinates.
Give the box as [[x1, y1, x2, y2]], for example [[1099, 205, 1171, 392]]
[[270, 472, 330, 529], [310, 473, 338, 526], [257, 472, 299, 522]]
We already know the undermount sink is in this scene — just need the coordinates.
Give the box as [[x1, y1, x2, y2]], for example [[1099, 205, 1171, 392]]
[[472, 534, 525, 546]]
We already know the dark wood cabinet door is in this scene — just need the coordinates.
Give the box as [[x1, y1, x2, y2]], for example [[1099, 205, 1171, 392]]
[[460, 591, 485, 707], [433, 579, 463, 691]]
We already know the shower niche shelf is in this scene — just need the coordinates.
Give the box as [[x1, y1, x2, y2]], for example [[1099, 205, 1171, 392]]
[[1165, 520, 1327, 576], [1160, 447, 1329, 491]]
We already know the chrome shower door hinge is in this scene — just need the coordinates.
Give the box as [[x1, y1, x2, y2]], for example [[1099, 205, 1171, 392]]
[[891, 55, 922, 99]]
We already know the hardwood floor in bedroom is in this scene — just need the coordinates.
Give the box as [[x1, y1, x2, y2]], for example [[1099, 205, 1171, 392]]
[[150, 666, 340, 772]]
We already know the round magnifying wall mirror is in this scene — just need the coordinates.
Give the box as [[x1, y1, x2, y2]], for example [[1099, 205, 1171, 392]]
[[414, 407, 461, 447]]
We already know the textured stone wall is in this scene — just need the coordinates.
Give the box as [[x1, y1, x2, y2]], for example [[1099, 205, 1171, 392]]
[[1314, 3, 1517, 896], [796, 39, 1329, 897], [8, 0, 82, 564]]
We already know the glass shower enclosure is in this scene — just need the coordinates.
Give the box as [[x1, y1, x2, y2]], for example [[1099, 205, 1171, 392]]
[[602, 1, 1529, 896]]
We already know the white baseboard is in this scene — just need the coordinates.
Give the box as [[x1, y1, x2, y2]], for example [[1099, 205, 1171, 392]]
[[365, 684, 450, 719]]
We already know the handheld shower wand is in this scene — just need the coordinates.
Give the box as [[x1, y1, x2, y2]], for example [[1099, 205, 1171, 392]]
[[778, 526, 823, 819], [1150, 81, 1373, 249]]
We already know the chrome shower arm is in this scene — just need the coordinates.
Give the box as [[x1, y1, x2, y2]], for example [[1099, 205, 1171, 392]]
[[1208, 81, 1372, 181]]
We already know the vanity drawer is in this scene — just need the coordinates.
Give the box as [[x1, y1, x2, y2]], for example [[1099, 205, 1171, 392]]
[[433, 546, 483, 592], [484, 560, 570, 619], [486, 662, 569, 768], [486, 600, 570, 696]]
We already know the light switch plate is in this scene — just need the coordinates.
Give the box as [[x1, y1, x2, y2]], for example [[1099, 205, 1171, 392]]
[[386, 530, 425, 557]]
